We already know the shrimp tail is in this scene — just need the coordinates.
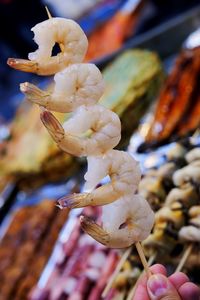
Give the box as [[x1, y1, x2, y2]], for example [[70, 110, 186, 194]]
[[20, 82, 50, 106], [40, 111, 64, 142], [41, 111, 89, 157], [80, 216, 110, 246], [7, 58, 38, 73], [57, 193, 92, 209]]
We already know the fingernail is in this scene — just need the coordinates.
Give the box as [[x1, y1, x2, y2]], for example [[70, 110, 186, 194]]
[[147, 274, 169, 297]]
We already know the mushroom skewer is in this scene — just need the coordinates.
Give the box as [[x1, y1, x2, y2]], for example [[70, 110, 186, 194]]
[[176, 205, 200, 272]]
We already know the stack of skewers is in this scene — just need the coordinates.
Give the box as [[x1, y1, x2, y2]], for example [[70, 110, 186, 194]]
[[141, 140, 200, 273]]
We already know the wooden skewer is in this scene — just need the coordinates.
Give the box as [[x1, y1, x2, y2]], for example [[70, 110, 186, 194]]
[[45, 5, 52, 19], [175, 243, 193, 273], [45, 6, 64, 52], [102, 247, 132, 298], [102, 245, 155, 298], [135, 242, 152, 278], [147, 252, 157, 267], [38, 6, 55, 115], [126, 251, 156, 300]]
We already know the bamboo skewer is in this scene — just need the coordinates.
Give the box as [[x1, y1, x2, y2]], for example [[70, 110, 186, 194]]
[[102, 247, 132, 298], [147, 252, 157, 267], [126, 251, 156, 300], [135, 242, 152, 278], [102, 244, 153, 298], [175, 244, 193, 273], [37, 6, 53, 114], [45, 6, 52, 19], [45, 6, 64, 52]]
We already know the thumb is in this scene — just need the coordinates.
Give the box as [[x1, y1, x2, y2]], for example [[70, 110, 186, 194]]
[[147, 274, 181, 300]]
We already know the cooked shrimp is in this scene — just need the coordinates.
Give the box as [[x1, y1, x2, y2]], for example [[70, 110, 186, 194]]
[[58, 150, 141, 208], [7, 18, 88, 75], [80, 195, 154, 248], [41, 106, 121, 157], [58, 150, 154, 247], [20, 63, 104, 113]]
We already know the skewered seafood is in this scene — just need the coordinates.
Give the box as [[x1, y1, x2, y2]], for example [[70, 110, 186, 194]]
[[58, 150, 141, 208], [58, 150, 153, 248], [8, 17, 155, 248], [8, 18, 88, 75], [20, 63, 105, 113], [40, 106, 121, 157]]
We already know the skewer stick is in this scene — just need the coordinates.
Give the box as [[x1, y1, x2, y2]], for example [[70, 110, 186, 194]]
[[45, 6, 64, 52], [102, 247, 132, 298], [135, 242, 152, 278], [175, 244, 193, 273], [45, 6, 52, 19], [148, 252, 157, 267], [126, 251, 156, 300], [38, 6, 54, 115]]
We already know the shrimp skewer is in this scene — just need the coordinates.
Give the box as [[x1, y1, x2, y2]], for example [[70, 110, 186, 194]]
[[79, 194, 154, 249], [20, 63, 105, 113], [8, 17, 155, 258], [7, 18, 88, 75], [58, 150, 154, 248], [40, 107, 121, 157], [58, 150, 141, 208]]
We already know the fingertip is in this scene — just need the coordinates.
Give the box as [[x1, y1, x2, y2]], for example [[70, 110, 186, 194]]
[[147, 273, 181, 299], [135, 264, 167, 290], [168, 272, 189, 290], [179, 282, 200, 300], [150, 264, 167, 276]]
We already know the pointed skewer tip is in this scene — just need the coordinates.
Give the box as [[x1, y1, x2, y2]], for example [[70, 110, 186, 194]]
[[45, 6, 52, 19]]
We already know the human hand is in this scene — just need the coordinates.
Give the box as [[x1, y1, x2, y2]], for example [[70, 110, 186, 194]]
[[133, 264, 200, 300]]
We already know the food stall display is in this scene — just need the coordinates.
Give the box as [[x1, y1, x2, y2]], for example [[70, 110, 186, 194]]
[[0, 3, 200, 300]]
